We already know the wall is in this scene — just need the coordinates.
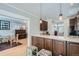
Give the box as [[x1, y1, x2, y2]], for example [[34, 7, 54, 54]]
[[47, 18, 70, 36], [64, 18, 70, 36], [28, 17, 40, 45], [27, 15, 40, 55], [47, 19, 54, 35], [0, 9, 29, 37], [0, 15, 26, 36]]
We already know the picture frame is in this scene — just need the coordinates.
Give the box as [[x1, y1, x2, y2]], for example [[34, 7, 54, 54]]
[[0, 20, 10, 30]]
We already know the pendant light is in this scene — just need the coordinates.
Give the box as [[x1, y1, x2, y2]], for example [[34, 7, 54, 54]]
[[40, 18, 42, 23], [40, 3, 43, 23], [59, 3, 63, 21]]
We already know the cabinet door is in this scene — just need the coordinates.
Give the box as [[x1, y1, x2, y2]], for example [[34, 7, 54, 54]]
[[53, 40, 66, 56], [44, 38, 53, 52], [32, 36, 44, 51], [67, 42, 79, 56], [37, 37, 45, 50], [70, 17, 77, 27], [32, 36, 39, 47]]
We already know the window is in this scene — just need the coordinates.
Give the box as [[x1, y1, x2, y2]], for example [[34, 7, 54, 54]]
[[53, 22, 64, 36]]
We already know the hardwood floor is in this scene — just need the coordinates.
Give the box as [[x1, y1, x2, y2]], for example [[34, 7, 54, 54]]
[[0, 39, 27, 56]]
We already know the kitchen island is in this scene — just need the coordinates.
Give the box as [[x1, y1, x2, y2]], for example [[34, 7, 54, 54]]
[[32, 34, 79, 43], [32, 34, 79, 56]]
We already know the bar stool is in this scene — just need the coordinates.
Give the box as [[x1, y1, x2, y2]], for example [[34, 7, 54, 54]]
[[32, 46, 38, 56], [37, 49, 52, 56]]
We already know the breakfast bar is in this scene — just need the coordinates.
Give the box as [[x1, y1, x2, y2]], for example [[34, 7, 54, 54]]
[[32, 34, 79, 56]]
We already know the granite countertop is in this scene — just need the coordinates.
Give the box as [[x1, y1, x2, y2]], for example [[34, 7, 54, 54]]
[[32, 34, 79, 43]]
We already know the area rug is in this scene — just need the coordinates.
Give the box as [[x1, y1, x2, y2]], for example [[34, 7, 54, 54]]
[[0, 42, 22, 51]]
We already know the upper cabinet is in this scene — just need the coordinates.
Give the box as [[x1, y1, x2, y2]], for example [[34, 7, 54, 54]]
[[70, 17, 77, 27], [40, 20, 48, 31], [69, 17, 77, 36]]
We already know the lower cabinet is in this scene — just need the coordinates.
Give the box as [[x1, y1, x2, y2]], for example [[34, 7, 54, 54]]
[[32, 36, 44, 51], [44, 38, 53, 52], [32, 36, 66, 56], [32, 36, 53, 53], [67, 42, 79, 56], [32, 36, 39, 48], [32, 36, 79, 56], [53, 40, 67, 56]]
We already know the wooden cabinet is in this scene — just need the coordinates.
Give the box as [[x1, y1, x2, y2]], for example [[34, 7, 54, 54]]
[[15, 30, 27, 39], [53, 40, 67, 56], [70, 17, 77, 27], [44, 38, 53, 52], [32, 36, 39, 48], [32, 36, 66, 56], [32, 36, 79, 56], [69, 17, 77, 35], [67, 42, 79, 56], [40, 20, 48, 31], [32, 36, 45, 51]]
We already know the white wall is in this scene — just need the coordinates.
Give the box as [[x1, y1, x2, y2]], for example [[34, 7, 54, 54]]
[[27, 16, 40, 55], [47, 19, 54, 35], [30, 18, 40, 35], [0, 15, 27, 36], [47, 18, 70, 36], [0, 9, 30, 36], [64, 18, 70, 36], [28, 17, 40, 46]]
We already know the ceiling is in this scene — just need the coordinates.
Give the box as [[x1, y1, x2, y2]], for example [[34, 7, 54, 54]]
[[0, 3, 79, 21]]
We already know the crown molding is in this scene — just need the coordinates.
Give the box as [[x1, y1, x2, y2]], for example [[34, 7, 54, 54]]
[[4, 3, 39, 18]]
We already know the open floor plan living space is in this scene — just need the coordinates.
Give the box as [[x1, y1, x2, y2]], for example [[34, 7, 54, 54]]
[[0, 3, 79, 56]]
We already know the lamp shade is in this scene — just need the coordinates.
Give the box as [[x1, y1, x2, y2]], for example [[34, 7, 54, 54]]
[[59, 13, 63, 20], [40, 18, 42, 23]]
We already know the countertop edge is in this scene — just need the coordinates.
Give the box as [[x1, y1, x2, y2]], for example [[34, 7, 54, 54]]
[[32, 35, 79, 43]]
